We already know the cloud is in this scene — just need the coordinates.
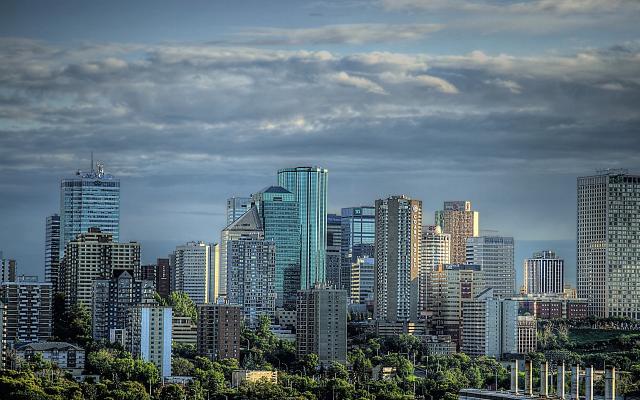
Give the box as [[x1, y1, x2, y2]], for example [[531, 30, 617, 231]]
[[329, 71, 387, 94], [230, 23, 443, 45], [484, 78, 523, 94], [380, 0, 638, 14]]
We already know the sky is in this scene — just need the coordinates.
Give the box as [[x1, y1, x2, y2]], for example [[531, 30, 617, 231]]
[[1, 0, 639, 287]]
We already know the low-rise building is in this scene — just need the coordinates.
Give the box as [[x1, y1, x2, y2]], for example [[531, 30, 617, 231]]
[[172, 316, 197, 346], [14, 342, 85, 375], [422, 335, 457, 355], [371, 365, 396, 381], [375, 321, 426, 337], [231, 370, 278, 387]]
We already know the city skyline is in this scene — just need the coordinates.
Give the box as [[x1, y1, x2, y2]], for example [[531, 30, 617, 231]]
[[2, 0, 640, 287]]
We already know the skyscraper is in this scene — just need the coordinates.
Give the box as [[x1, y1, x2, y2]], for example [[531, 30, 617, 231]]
[[60, 161, 120, 250], [277, 167, 328, 290], [341, 206, 375, 293], [577, 170, 640, 318], [374, 195, 422, 322], [435, 201, 479, 264], [172, 241, 211, 304], [419, 225, 451, 313], [296, 285, 347, 365], [326, 214, 342, 289], [251, 186, 300, 308], [127, 305, 172, 377], [142, 258, 172, 298], [60, 228, 140, 309], [227, 238, 276, 327], [466, 235, 515, 298], [226, 197, 252, 225], [220, 207, 264, 299], [523, 250, 564, 295], [45, 214, 61, 292], [350, 256, 374, 305]]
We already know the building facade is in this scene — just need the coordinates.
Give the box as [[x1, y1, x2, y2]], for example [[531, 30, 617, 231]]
[[92, 270, 155, 341], [60, 162, 120, 250], [227, 238, 277, 328], [0, 276, 53, 350], [15, 342, 85, 375], [277, 167, 328, 290], [220, 207, 265, 299], [466, 235, 515, 298], [341, 206, 375, 294], [326, 214, 342, 289], [296, 286, 347, 365], [127, 305, 172, 378], [435, 201, 479, 264], [523, 250, 564, 295], [197, 304, 242, 361], [420, 225, 451, 314], [172, 241, 211, 304], [350, 257, 375, 305], [374, 195, 422, 322], [45, 214, 61, 292], [226, 196, 252, 225], [60, 228, 140, 309], [141, 258, 171, 298], [252, 186, 301, 308], [0, 258, 16, 283]]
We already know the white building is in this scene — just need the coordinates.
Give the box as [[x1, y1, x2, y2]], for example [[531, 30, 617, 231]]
[[127, 306, 172, 378], [524, 250, 564, 294], [172, 241, 211, 304], [350, 256, 374, 305], [466, 235, 515, 298], [15, 342, 85, 375], [420, 225, 450, 314]]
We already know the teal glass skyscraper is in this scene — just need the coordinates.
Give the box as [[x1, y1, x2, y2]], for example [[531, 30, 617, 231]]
[[277, 167, 328, 290], [60, 161, 120, 251], [252, 186, 301, 308]]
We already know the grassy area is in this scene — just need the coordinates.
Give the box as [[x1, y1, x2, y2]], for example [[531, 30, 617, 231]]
[[569, 329, 640, 346]]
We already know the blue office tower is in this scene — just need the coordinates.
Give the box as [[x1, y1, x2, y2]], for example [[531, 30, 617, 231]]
[[60, 161, 120, 250], [340, 206, 376, 264], [277, 167, 328, 290], [252, 186, 301, 309]]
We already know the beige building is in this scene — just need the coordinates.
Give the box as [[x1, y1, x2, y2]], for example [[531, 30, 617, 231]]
[[374, 195, 422, 322], [60, 228, 140, 309], [428, 264, 485, 344], [172, 315, 197, 346], [420, 225, 451, 315], [231, 370, 278, 387], [172, 241, 211, 305], [435, 201, 479, 264]]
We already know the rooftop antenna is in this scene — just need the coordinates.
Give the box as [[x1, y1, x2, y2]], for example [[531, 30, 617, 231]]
[[91, 152, 94, 172]]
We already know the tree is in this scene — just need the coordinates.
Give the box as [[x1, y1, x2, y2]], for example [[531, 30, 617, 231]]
[[300, 354, 319, 375], [167, 292, 197, 324], [157, 384, 186, 400]]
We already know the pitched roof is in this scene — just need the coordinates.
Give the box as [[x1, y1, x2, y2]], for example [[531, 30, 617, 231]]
[[15, 341, 83, 352], [259, 185, 292, 194], [223, 206, 263, 231]]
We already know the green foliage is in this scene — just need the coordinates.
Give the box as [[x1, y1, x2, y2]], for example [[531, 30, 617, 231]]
[[157, 383, 185, 400], [167, 291, 198, 324], [52, 294, 92, 346], [86, 348, 159, 385]]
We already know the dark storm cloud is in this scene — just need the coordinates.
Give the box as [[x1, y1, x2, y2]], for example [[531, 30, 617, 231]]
[[1, 38, 639, 278]]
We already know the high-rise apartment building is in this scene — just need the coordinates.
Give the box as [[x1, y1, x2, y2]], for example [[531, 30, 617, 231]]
[[226, 197, 252, 225], [350, 257, 374, 305], [197, 304, 242, 361], [461, 290, 537, 358], [172, 241, 211, 304], [60, 228, 140, 309], [466, 235, 515, 298], [326, 214, 342, 289], [92, 270, 155, 341], [341, 206, 375, 294], [577, 170, 640, 318], [296, 286, 347, 365], [227, 238, 276, 328], [220, 207, 264, 299], [436, 201, 479, 264], [523, 250, 564, 295], [126, 305, 172, 377], [45, 214, 61, 292], [251, 186, 300, 308], [0, 258, 16, 283], [60, 162, 120, 250], [419, 225, 451, 313], [277, 167, 328, 289], [141, 258, 171, 298], [0, 276, 53, 350], [374, 195, 422, 322], [428, 264, 485, 343]]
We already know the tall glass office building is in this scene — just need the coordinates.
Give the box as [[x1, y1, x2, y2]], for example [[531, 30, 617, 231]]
[[252, 186, 301, 309], [277, 167, 328, 290], [226, 196, 252, 225], [340, 206, 375, 263], [60, 162, 120, 250]]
